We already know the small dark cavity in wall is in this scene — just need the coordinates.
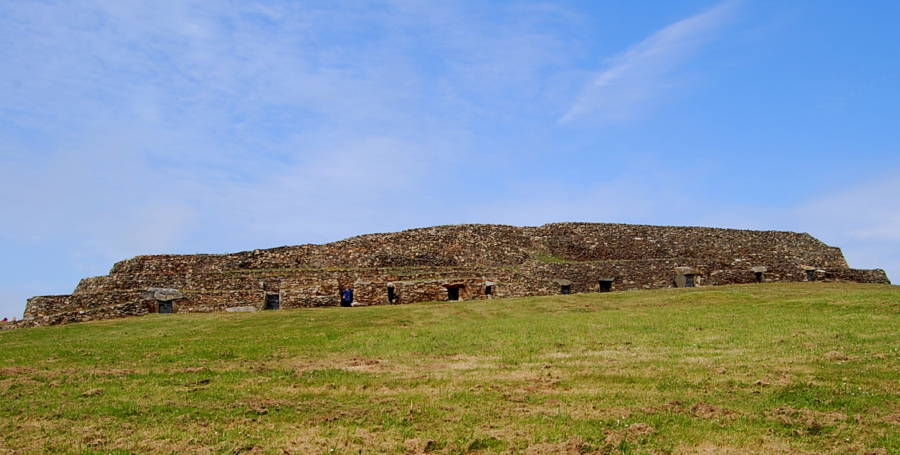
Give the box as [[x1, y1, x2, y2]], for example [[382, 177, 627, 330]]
[[387, 284, 397, 304], [685, 274, 695, 287], [599, 278, 614, 292]]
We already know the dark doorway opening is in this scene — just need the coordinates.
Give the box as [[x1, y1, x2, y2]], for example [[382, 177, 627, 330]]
[[805, 269, 815, 281], [560, 284, 572, 295], [387, 286, 397, 304], [485, 285, 493, 296], [599, 280, 613, 292], [684, 274, 695, 287], [340, 288, 353, 307], [754, 272, 764, 283], [158, 301, 173, 314], [265, 294, 280, 310], [448, 287, 460, 301]]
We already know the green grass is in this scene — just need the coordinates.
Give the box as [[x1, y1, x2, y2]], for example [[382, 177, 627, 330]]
[[1, 282, 897, 454]]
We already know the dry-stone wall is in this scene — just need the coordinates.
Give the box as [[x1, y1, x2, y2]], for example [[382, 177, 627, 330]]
[[19, 223, 890, 327]]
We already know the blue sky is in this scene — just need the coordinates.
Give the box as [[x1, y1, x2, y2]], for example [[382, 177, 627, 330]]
[[2, 0, 899, 318]]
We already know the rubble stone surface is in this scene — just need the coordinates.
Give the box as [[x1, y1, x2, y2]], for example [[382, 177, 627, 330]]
[[19, 222, 890, 327]]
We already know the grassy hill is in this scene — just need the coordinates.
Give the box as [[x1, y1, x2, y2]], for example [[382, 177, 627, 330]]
[[1, 283, 897, 454]]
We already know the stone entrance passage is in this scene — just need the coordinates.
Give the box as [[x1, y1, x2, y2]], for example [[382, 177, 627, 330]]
[[387, 284, 397, 304], [599, 278, 614, 292], [806, 269, 816, 281], [751, 266, 767, 284], [484, 284, 493, 296], [340, 288, 354, 307], [148, 288, 182, 314], [264, 294, 280, 310], [444, 283, 464, 301], [554, 279, 573, 295], [674, 267, 696, 288]]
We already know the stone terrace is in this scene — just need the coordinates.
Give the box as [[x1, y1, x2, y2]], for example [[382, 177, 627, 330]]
[[18, 223, 890, 327]]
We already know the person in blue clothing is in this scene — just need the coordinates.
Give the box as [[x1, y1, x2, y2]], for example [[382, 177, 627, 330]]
[[341, 286, 354, 307]]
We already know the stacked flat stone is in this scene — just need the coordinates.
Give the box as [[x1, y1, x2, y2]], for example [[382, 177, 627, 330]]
[[21, 223, 890, 327]]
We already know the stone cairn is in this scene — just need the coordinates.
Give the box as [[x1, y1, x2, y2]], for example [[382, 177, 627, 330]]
[[15, 223, 889, 328]]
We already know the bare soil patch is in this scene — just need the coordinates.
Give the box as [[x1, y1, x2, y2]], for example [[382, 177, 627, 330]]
[[524, 437, 588, 455], [404, 437, 439, 454], [644, 401, 741, 420], [0, 366, 35, 377], [603, 423, 655, 447], [766, 406, 848, 435], [690, 402, 741, 419], [823, 351, 854, 362]]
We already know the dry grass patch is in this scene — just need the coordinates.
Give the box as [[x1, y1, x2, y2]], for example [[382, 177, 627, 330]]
[[0, 282, 897, 454], [524, 437, 589, 454]]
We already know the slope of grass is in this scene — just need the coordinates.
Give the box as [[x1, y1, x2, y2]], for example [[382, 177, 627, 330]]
[[0, 282, 897, 454]]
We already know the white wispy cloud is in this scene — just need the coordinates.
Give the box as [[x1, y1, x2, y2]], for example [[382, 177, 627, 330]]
[[0, 0, 583, 317], [560, 1, 739, 124], [789, 175, 900, 282]]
